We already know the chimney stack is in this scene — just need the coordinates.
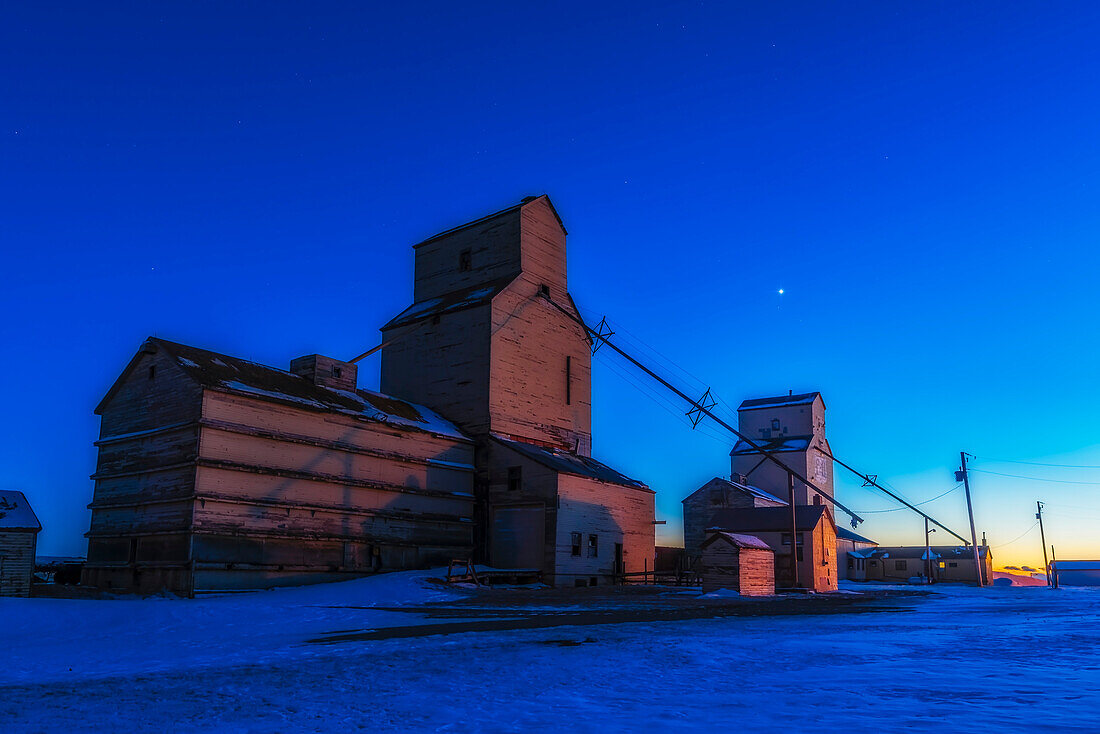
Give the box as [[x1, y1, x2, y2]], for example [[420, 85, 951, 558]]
[[290, 354, 357, 392]]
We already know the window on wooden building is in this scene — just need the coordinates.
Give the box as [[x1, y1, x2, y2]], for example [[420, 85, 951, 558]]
[[781, 532, 804, 562], [458, 249, 472, 272], [148, 365, 156, 379], [948, 562, 958, 568], [771, 419, 780, 431], [588, 534, 598, 558], [332, 365, 343, 379], [571, 532, 582, 556], [507, 466, 522, 492], [895, 560, 907, 571]]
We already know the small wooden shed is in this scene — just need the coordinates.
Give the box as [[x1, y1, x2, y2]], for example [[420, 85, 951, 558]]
[[0, 490, 42, 597], [700, 531, 775, 596]]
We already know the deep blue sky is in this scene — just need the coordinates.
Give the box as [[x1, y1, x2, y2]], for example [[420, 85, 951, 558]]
[[4, 2, 1100, 567]]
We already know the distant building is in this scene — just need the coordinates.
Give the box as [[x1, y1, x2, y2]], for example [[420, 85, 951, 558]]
[[730, 392, 832, 506], [1051, 560, 1100, 587], [681, 476, 787, 559], [0, 490, 41, 597], [700, 531, 775, 595], [683, 392, 839, 592], [837, 527, 878, 581], [705, 505, 838, 592], [864, 544, 992, 584]]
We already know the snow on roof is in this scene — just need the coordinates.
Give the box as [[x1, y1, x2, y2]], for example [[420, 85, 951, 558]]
[[0, 491, 41, 531], [145, 338, 470, 441], [684, 477, 788, 506], [730, 435, 813, 456], [491, 435, 650, 491], [381, 275, 516, 330], [701, 531, 773, 552], [738, 392, 822, 410]]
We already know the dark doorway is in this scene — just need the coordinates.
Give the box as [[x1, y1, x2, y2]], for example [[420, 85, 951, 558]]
[[614, 543, 624, 577]]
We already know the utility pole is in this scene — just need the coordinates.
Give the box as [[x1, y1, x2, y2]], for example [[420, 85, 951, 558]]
[[788, 472, 800, 589], [924, 518, 931, 583], [1050, 545, 1059, 589], [957, 452, 984, 587], [1037, 501, 1051, 588]]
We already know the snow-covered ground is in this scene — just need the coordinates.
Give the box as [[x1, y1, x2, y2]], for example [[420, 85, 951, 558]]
[[3, 574, 1098, 732]]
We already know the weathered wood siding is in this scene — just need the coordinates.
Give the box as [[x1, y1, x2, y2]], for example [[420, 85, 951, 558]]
[[412, 207, 522, 302], [733, 397, 833, 506], [191, 390, 476, 590], [85, 348, 200, 594], [491, 276, 592, 454], [384, 196, 591, 453], [701, 542, 774, 596], [725, 523, 837, 592], [554, 474, 655, 587], [381, 304, 493, 437], [0, 530, 37, 597], [682, 479, 785, 558], [486, 442, 560, 573]]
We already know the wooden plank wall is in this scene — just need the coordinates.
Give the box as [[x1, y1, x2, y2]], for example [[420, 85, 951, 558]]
[[192, 391, 476, 590], [554, 474, 655, 587], [412, 208, 522, 302], [0, 531, 37, 597], [486, 442, 560, 573], [381, 304, 493, 437], [85, 348, 201, 593], [682, 479, 785, 559], [701, 543, 774, 595], [490, 276, 592, 455]]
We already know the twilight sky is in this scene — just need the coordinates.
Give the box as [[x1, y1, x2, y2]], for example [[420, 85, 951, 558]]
[[4, 2, 1100, 569]]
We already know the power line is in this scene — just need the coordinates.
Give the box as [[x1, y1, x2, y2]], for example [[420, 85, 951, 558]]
[[990, 521, 1039, 549], [970, 455, 1100, 469], [968, 468, 1100, 486], [853, 484, 962, 514]]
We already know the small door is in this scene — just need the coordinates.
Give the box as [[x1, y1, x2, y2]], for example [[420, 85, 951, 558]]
[[614, 543, 625, 576]]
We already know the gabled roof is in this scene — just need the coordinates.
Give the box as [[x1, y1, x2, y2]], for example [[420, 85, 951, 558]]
[[380, 275, 516, 331], [730, 435, 813, 457], [491, 435, 650, 491], [837, 527, 877, 545], [738, 392, 822, 410], [682, 477, 788, 506], [99, 338, 469, 441], [701, 532, 773, 552], [869, 545, 990, 560], [413, 194, 566, 249], [0, 490, 41, 531], [707, 505, 831, 534]]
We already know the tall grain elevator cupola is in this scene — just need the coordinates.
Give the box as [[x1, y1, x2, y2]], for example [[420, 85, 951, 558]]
[[380, 195, 593, 455], [730, 391, 832, 506]]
